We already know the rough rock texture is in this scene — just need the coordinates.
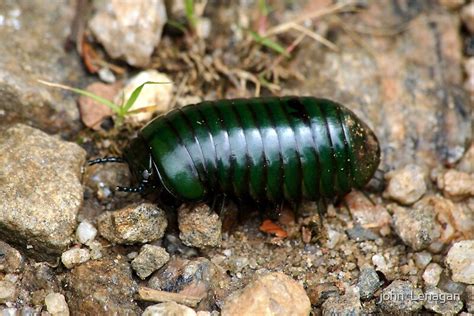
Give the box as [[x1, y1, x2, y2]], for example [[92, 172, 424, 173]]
[[345, 191, 392, 233], [391, 203, 441, 251], [0, 241, 23, 273], [221, 272, 311, 316], [296, 3, 470, 168], [44, 293, 70, 316], [436, 169, 474, 201], [18, 263, 60, 306], [0, 0, 84, 131], [378, 280, 424, 314], [423, 263, 443, 287], [383, 165, 427, 205], [78, 82, 117, 130], [321, 287, 361, 315], [131, 244, 170, 279], [148, 257, 228, 310], [0, 124, 85, 260], [357, 267, 382, 300], [61, 248, 91, 269], [142, 302, 197, 316], [446, 240, 474, 284], [423, 286, 463, 314], [178, 204, 222, 249], [0, 280, 16, 304], [98, 203, 167, 244], [64, 257, 139, 315], [89, 0, 167, 67]]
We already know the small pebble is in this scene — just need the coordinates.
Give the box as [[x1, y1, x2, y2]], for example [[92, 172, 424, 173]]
[[0, 241, 23, 273], [346, 225, 379, 242], [322, 286, 361, 315], [414, 251, 432, 269], [86, 240, 103, 260], [446, 240, 474, 284], [325, 229, 343, 249], [378, 280, 424, 313], [98, 203, 168, 244], [306, 282, 340, 306], [372, 254, 390, 273], [423, 263, 443, 286], [462, 2, 474, 34], [423, 286, 463, 314], [178, 203, 222, 249], [98, 67, 116, 83], [383, 164, 426, 205], [436, 169, 474, 201], [390, 203, 440, 251], [465, 285, 474, 312], [0, 280, 16, 304], [61, 248, 91, 269], [357, 267, 383, 300], [131, 244, 170, 279], [45, 293, 70, 316], [143, 302, 196, 316], [76, 221, 97, 244]]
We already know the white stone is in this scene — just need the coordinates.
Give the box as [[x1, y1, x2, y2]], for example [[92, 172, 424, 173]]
[[45, 293, 70, 316], [422, 263, 443, 286], [76, 221, 97, 244], [143, 302, 196, 316], [446, 240, 474, 284], [61, 248, 91, 269]]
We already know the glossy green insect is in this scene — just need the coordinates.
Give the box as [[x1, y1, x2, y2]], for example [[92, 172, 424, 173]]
[[90, 97, 380, 212]]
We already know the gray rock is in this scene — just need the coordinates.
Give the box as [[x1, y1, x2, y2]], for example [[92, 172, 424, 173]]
[[178, 204, 222, 249], [413, 251, 432, 269], [378, 280, 424, 314], [390, 203, 440, 251], [321, 287, 362, 316], [446, 240, 474, 284], [131, 244, 170, 279], [465, 285, 474, 313], [358, 267, 382, 300], [64, 258, 139, 315], [97, 202, 167, 244], [0, 241, 23, 273], [18, 262, 60, 306], [221, 272, 311, 316], [44, 293, 70, 316], [143, 302, 196, 316], [346, 225, 379, 242], [0, 280, 16, 304], [422, 263, 443, 287], [296, 4, 470, 168], [0, 124, 86, 260], [89, 0, 167, 67], [0, 0, 84, 131], [383, 165, 427, 205], [306, 282, 340, 306], [423, 286, 463, 315]]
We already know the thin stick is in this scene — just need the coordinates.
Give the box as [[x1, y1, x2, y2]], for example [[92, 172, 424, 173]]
[[290, 23, 339, 51], [136, 287, 203, 307]]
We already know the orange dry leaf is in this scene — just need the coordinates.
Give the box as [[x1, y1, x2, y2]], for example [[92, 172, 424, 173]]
[[259, 219, 288, 238]]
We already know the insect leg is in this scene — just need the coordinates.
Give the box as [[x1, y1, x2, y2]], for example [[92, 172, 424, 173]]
[[210, 194, 227, 216], [88, 156, 125, 165]]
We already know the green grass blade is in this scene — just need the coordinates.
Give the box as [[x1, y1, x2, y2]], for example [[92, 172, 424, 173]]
[[248, 30, 289, 57], [38, 79, 120, 113], [185, 0, 196, 28], [121, 81, 172, 114]]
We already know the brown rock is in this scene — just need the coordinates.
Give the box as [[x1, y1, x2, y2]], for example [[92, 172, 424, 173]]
[[383, 165, 427, 205], [462, 2, 474, 33], [78, 82, 118, 130], [446, 240, 474, 284], [64, 257, 139, 314], [436, 169, 474, 201], [178, 204, 222, 249], [98, 202, 167, 244], [221, 272, 311, 316], [345, 191, 391, 232], [0, 241, 23, 273]]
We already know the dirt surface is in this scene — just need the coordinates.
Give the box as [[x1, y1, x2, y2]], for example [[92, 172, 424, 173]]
[[0, 0, 472, 315]]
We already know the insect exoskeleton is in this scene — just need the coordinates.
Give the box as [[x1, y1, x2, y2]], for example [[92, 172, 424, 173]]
[[94, 96, 380, 211]]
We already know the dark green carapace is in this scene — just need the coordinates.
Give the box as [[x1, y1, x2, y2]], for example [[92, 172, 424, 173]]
[[121, 97, 380, 205]]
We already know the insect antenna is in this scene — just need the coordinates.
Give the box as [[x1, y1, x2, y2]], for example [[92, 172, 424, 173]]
[[88, 156, 125, 165]]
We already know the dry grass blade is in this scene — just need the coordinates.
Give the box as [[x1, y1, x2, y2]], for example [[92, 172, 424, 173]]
[[290, 23, 339, 52]]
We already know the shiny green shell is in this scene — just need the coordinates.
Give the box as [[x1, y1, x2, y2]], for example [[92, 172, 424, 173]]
[[125, 97, 380, 203]]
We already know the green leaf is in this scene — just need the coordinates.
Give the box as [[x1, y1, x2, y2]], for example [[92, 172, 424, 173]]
[[248, 30, 289, 57], [37, 79, 120, 113], [258, 0, 269, 16], [185, 0, 196, 28], [120, 81, 172, 115], [167, 19, 187, 33]]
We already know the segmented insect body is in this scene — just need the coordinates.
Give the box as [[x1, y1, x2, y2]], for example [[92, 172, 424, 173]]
[[120, 96, 380, 205]]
